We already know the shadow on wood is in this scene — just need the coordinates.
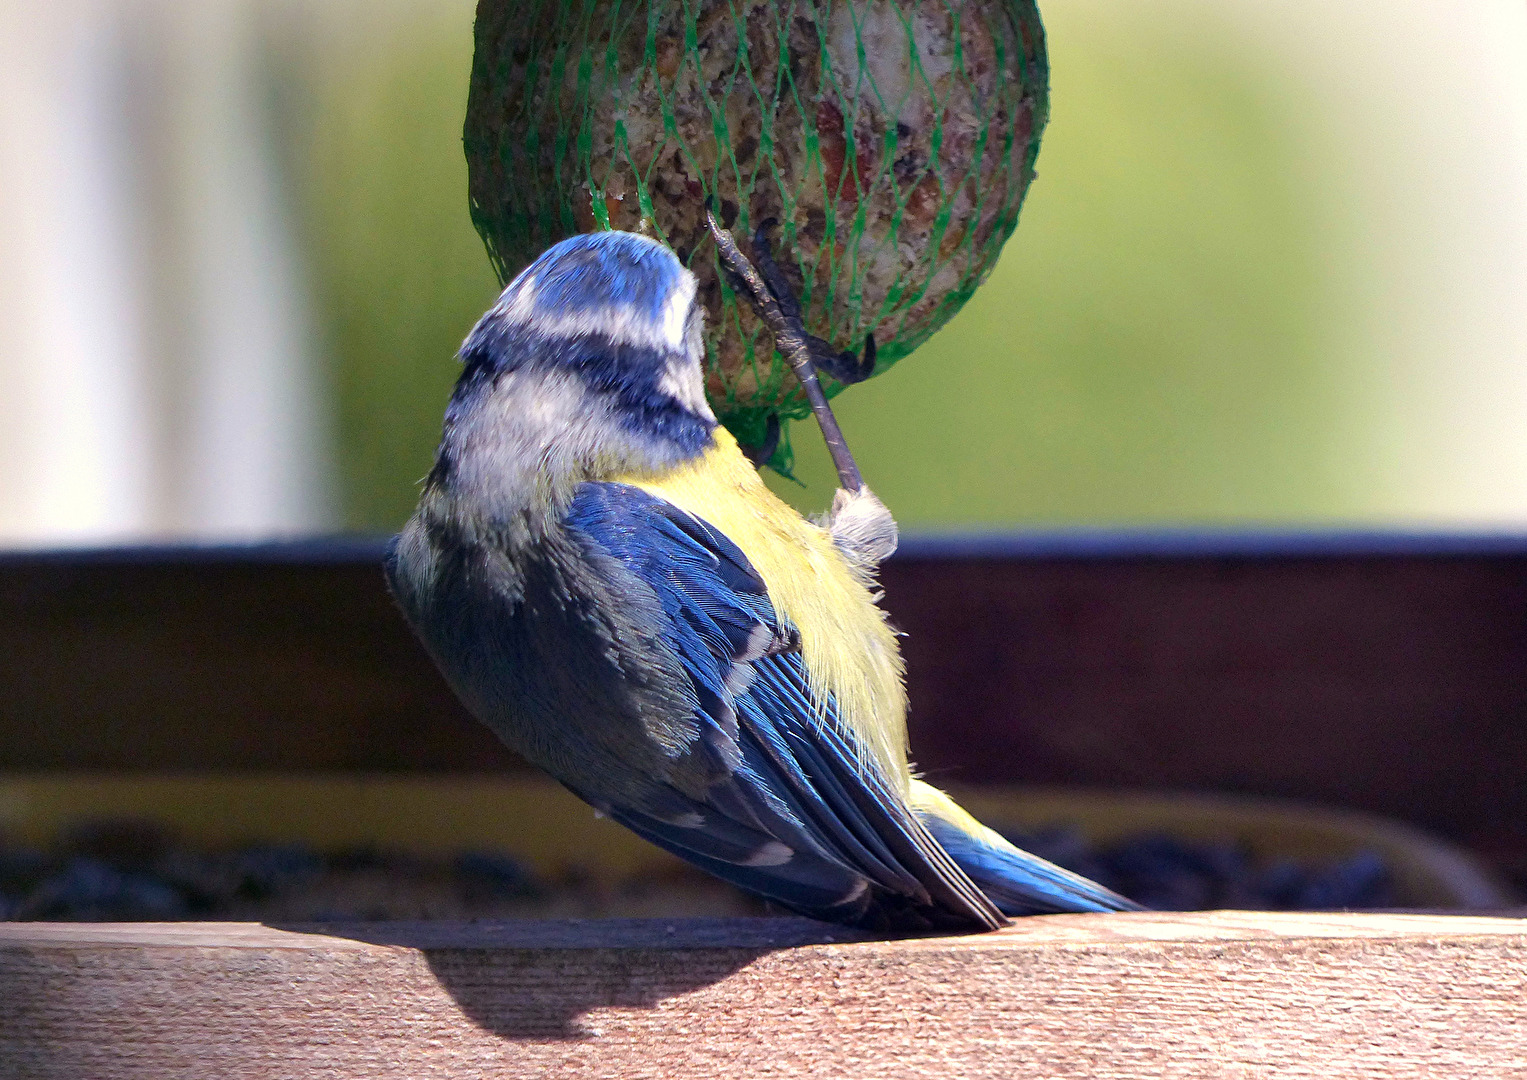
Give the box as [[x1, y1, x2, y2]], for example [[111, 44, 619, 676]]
[[2, 913, 1525, 1078], [295, 918, 863, 1041]]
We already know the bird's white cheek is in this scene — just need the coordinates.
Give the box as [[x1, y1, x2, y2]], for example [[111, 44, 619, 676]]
[[661, 359, 716, 420], [659, 277, 697, 351]]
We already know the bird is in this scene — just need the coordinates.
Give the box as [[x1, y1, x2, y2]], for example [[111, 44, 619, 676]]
[[385, 228, 1141, 933]]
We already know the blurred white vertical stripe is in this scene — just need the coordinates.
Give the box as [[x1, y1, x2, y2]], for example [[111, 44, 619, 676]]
[[0, 0, 333, 545], [160, 0, 332, 537], [0, 2, 153, 541]]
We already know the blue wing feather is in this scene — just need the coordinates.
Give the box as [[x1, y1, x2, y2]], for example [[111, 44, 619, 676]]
[[565, 482, 1006, 932]]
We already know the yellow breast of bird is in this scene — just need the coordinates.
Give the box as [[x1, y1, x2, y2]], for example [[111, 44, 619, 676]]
[[613, 427, 910, 789]]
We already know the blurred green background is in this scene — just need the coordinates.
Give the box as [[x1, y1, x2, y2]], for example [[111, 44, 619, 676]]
[[768, 18, 1347, 525], [3, 0, 1523, 543], [280, 0, 1493, 531]]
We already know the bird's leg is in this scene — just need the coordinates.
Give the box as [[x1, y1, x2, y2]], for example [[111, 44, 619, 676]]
[[704, 206, 864, 493], [705, 207, 896, 570]]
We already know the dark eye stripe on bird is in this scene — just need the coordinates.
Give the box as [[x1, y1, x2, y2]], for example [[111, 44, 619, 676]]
[[385, 229, 1141, 933]]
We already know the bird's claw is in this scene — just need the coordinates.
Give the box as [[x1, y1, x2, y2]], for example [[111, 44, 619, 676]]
[[751, 219, 876, 386], [810, 332, 876, 386], [739, 413, 782, 467], [705, 203, 865, 491]]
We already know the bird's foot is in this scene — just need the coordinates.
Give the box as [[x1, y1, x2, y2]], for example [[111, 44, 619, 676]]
[[749, 220, 876, 386], [705, 203, 864, 491]]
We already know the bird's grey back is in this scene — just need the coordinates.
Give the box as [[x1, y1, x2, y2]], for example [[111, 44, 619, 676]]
[[386, 503, 704, 816]]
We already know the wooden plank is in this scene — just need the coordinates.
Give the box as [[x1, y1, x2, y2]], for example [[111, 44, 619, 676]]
[[3, 913, 1525, 1078]]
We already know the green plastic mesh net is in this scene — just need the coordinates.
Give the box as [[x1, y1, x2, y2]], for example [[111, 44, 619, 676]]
[[465, 0, 1048, 469]]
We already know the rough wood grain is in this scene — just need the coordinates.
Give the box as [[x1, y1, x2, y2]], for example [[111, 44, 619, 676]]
[[3, 913, 1525, 1079]]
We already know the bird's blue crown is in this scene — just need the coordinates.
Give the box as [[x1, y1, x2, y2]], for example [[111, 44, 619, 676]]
[[503, 231, 691, 329], [448, 231, 715, 461], [463, 232, 700, 366]]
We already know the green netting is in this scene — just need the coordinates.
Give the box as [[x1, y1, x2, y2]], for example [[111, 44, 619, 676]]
[[465, 0, 1048, 468]]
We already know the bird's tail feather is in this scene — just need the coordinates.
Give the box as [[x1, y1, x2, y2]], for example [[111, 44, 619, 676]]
[[909, 781, 1144, 915]]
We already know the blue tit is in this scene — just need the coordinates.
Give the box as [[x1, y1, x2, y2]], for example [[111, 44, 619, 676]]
[[385, 230, 1140, 932]]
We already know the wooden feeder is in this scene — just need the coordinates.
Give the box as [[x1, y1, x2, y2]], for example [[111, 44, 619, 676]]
[[0, 536, 1525, 1077]]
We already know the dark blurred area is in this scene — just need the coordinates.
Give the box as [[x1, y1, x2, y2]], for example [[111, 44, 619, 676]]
[[0, 538, 1522, 902], [0, 818, 764, 922], [1001, 827, 1393, 912], [0, 816, 1396, 922]]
